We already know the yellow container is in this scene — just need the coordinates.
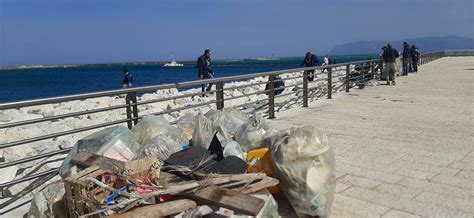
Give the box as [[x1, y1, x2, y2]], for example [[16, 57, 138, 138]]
[[246, 148, 281, 193]]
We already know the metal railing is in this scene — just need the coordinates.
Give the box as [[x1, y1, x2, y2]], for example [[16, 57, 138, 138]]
[[0, 51, 452, 213]]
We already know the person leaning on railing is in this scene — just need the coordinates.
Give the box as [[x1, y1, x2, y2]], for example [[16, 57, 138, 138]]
[[382, 43, 399, 85], [300, 52, 320, 81]]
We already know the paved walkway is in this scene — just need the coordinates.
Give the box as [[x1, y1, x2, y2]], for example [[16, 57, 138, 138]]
[[269, 57, 474, 217]]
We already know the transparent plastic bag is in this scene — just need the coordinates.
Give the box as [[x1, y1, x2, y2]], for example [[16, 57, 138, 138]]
[[205, 108, 247, 135], [59, 126, 140, 178], [176, 113, 196, 131], [28, 181, 66, 218], [191, 114, 215, 148], [135, 134, 183, 161], [222, 139, 245, 160], [131, 115, 188, 146], [234, 113, 270, 152], [270, 125, 335, 217]]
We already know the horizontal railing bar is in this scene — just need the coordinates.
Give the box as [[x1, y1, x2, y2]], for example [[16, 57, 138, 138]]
[[0, 168, 59, 188], [0, 119, 129, 149], [0, 84, 177, 110], [0, 149, 70, 169], [136, 89, 215, 106], [0, 104, 129, 129], [222, 81, 269, 91]]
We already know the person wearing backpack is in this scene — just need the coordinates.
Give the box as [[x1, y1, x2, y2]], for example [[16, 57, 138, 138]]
[[382, 43, 400, 85], [122, 68, 133, 88]]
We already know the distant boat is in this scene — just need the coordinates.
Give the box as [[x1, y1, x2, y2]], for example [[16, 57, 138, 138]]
[[163, 61, 184, 67], [256, 53, 279, 61], [163, 53, 184, 67]]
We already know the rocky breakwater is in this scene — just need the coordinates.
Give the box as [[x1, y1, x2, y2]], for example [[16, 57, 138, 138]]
[[0, 68, 352, 216]]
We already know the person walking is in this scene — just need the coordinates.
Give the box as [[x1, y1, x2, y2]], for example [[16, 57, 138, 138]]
[[411, 45, 420, 73], [300, 52, 320, 81], [382, 43, 399, 85], [402, 42, 412, 76], [122, 68, 133, 88], [196, 49, 214, 97]]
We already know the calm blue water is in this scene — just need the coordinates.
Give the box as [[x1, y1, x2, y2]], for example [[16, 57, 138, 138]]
[[0, 55, 377, 103]]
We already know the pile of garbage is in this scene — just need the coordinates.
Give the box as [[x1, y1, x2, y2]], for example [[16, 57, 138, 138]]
[[29, 108, 335, 217]]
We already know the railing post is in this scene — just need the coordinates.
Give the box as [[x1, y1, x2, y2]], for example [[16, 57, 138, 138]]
[[215, 81, 224, 110], [125, 93, 133, 129], [131, 92, 139, 125], [345, 64, 350, 92], [327, 67, 332, 99], [268, 75, 275, 119], [303, 70, 309, 107]]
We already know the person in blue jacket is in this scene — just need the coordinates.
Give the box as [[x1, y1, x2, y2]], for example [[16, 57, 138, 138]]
[[402, 42, 413, 76], [122, 68, 133, 88], [196, 49, 214, 97], [300, 52, 320, 81]]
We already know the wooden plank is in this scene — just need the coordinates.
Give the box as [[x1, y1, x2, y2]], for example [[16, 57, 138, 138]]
[[108, 199, 196, 218], [235, 176, 279, 194], [188, 185, 265, 216], [72, 152, 160, 179]]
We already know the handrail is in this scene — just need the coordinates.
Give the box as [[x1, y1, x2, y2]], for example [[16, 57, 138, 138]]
[[0, 50, 455, 213]]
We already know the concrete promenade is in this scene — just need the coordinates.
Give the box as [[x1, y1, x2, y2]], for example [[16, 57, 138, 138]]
[[269, 57, 474, 217]]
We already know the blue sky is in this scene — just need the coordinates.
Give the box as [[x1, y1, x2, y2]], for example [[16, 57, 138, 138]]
[[0, 0, 473, 66]]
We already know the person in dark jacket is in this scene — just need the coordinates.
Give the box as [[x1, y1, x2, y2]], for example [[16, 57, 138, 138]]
[[265, 75, 285, 95], [300, 52, 320, 81], [196, 49, 213, 96], [122, 68, 133, 88], [382, 43, 400, 85], [402, 42, 412, 76], [411, 45, 420, 73]]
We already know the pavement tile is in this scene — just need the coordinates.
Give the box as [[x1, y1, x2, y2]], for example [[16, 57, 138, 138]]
[[451, 161, 474, 171], [338, 164, 404, 184], [335, 183, 351, 193], [337, 174, 382, 189], [397, 177, 473, 198], [394, 168, 437, 180], [430, 174, 474, 190], [382, 209, 420, 218], [399, 154, 453, 167], [457, 170, 474, 180], [331, 194, 390, 218], [342, 187, 472, 217], [415, 191, 474, 214], [374, 183, 423, 199]]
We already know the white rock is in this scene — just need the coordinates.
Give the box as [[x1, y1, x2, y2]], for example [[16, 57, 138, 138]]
[[0, 165, 18, 184]]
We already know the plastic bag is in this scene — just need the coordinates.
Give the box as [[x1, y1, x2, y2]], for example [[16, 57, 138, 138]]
[[135, 134, 183, 161], [28, 181, 67, 218], [191, 114, 215, 148], [59, 126, 141, 178], [234, 113, 270, 152], [177, 113, 197, 140], [270, 125, 335, 217], [221, 139, 245, 160], [205, 108, 247, 135], [131, 115, 188, 146]]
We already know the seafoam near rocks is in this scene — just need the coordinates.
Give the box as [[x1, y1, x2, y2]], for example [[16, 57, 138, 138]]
[[0, 68, 354, 216]]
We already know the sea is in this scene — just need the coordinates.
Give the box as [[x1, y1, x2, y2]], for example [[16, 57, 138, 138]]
[[0, 54, 377, 103]]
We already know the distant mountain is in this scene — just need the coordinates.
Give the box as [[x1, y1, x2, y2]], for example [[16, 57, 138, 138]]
[[330, 35, 474, 55]]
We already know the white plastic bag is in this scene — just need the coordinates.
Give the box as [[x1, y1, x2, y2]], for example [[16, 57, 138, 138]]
[[135, 134, 183, 161], [222, 140, 245, 160], [131, 115, 188, 146], [270, 125, 335, 217], [205, 108, 247, 135], [191, 114, 215, 148], [59, 126, 140, 178], [234, 113, 270, 152]]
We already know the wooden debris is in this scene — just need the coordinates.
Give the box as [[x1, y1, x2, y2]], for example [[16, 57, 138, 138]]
[[108, 199, 197, 218], [72, 152, 161, 180], [188, 185, 265, 216]]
